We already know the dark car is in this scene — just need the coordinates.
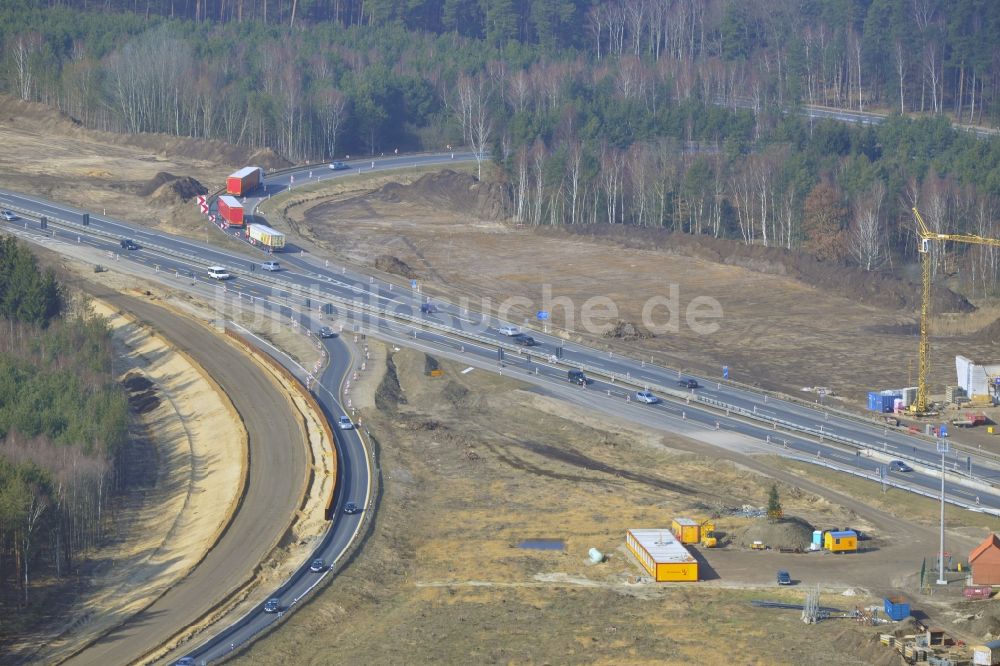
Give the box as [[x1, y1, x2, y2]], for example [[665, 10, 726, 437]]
[[318, 326, 337, 339], [568, 369, 589, 385], [174, 659, 195, 666], [263, 598, 280, 613], [344, 501, 360, 514], [777, 570, 792, 585], [678, 378, 700, 389], [420, 303, 438, 314], [513, 334, 537, 346], [310, 558, 326, 573], [329, 161, 350, 170], [888, 460, 913, 472], [120, 238, 139, 250]]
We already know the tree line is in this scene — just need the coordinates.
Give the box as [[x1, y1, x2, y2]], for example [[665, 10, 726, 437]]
[[1, 2, 1000, 291], [0, 237, 127, 609]]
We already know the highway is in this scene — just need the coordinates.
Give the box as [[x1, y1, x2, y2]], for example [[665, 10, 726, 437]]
[[3, 152, 1000, 661], [166, 332, 370, 663]]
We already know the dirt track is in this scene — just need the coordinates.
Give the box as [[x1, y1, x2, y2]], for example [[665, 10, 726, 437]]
[[62, 291, 309, 665]]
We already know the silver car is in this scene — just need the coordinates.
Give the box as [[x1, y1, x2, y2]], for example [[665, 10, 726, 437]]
[[634, 390, 659, 404]]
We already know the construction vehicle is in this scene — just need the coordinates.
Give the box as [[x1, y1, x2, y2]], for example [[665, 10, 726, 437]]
[[751, 540, 767, 550], [911, 208, 1000, 414]]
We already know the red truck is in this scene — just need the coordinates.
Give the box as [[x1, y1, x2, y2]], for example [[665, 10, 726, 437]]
[[226, 166, 263, 197], [217, 195, 244, 227]]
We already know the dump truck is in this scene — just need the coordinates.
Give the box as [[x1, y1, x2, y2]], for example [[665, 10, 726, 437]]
[[226, 166, 263, 196], [217, 195, 244, 227], [246, 223, 285, 251]]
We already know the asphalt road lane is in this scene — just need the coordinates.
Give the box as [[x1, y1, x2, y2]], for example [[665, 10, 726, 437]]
[[64, 291, 309, 666]]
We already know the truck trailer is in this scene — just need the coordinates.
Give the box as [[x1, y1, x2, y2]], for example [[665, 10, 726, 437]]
[[226, 166, 263, 196], [217, 195, 245, 227], [247, 223, 285, 251]]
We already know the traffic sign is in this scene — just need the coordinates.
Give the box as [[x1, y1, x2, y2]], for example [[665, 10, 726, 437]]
[[722, 366, 729, 379], [537, 311, 549, 320]]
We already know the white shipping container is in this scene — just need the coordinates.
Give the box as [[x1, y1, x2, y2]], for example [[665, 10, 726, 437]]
[[973, 639, 1000, 665]]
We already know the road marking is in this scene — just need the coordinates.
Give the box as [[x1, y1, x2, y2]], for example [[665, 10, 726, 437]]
[[461, 367, 474, 374]]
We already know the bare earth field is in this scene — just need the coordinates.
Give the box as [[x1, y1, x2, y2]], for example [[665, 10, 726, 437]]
[[278, 172, 1000, 420], [241, 346, 999, 666]]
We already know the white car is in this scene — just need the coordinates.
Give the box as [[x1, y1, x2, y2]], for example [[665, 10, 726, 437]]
[[329, 161, 350, 170], [261, 260, 280, 271], [338, 416, 353, 430], [497, 325, 520, 336], [207, 266, 230, 280], [634, 390, 659, 404], [1, 210, 17, 221]]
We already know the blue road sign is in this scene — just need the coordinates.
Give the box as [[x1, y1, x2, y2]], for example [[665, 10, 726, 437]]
[[722, 366, 729, 379], [537, 311, 549, 321], [411, 279, 417, 289]]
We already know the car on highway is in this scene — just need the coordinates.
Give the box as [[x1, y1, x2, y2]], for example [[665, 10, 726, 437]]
[[1, 209, 18, 221], [174, 658, 195, 666], [634, 390, 659, 404], [678, 378, 700, 389], [309, 558, 326, 573], [344, 501, 360, 514], [888, 460, 913, 472], [120, 238, 139, 250], [329, 161, 350, 170], [513, 334, 537, 346], [338, 415, 353, 430], [497, 325, 520, 336], [318, 326, 337, 338], [261, 260, 280, 271], [568, 369, 590, 385], [777, 570, 792, 585], [206, 266, 230, 280], [263, 598, 281, 613], [420, 302, 438, 314]]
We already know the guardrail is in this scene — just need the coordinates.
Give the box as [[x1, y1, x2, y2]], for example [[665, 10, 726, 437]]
[[7, 199, 1000, 488]]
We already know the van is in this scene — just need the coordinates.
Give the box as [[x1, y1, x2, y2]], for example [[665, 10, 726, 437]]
[[207, 266, 230, 280], [568, 369, 588, 385]]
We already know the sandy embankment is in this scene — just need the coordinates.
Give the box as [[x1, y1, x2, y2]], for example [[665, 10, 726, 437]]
[[33, 301, 247, 664]]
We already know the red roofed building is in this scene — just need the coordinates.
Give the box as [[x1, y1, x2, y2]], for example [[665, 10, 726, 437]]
[[969, 534, 1000, 585]]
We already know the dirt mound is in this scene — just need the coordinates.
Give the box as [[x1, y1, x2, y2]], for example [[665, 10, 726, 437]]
[[731, 516, 815, 550], [375, 254, 417, 279], [139, 172, 208, 203], [541, 225, 974, 315], [953, 599, 1000, 639], [603, 319, 652, 340], [247, 147, 292, 171], [831, 627, 906, 666], [375, 354, 406, 412], [974, 317, 1000, 344], [121, 372, 160, 414], [368, 169, 508, 220]]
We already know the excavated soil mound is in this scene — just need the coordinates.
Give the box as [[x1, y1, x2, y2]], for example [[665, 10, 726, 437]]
[[603, 319, 652, 340], [140, 172, 208, 203], [375, 254, 418, 279], [952, 599, 1000, 640], [542, 225, 974, 315], [732, 516, 815, 550], [368, 169, 508, 220], [122, 372, 160, 414], [831, 627, 906, 666], [974, 317, 1000, 345]]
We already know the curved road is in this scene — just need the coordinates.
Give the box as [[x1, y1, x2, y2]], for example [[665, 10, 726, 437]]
[[63, 290, 309, 665], [171, 333, 369, 663]]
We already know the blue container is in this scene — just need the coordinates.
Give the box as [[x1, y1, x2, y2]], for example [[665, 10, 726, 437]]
[[883, 596, 910, 621], [868, 392, 881, 411], [881, 395, 897, 413]]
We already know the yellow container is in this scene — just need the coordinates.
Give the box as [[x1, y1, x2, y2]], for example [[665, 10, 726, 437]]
[[824, 530, 858, 552], [988, 425, 995, 434], [671, 518, 701, 544]]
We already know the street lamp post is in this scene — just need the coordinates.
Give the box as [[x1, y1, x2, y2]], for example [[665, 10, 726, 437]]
[[937, 439, 949, 585]]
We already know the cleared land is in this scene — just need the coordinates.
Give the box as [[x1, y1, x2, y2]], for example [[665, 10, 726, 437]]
[[241, 346, 998, 665]]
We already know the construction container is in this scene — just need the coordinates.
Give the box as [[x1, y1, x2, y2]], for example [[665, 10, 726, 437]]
[[671, 518, 700, 544], [883, 596, 911, 621], [974, 639, 1000, 665], [901, 387, 919, 407], [964, 585, 993, 600], [626, 529, 698, 582], [812, 530, 823, 546], [824, 530, 857, 553], [893, 398, 904, 413]]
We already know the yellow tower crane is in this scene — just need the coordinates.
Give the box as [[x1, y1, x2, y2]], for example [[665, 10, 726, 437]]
[[911, 207, 1000, 413]]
